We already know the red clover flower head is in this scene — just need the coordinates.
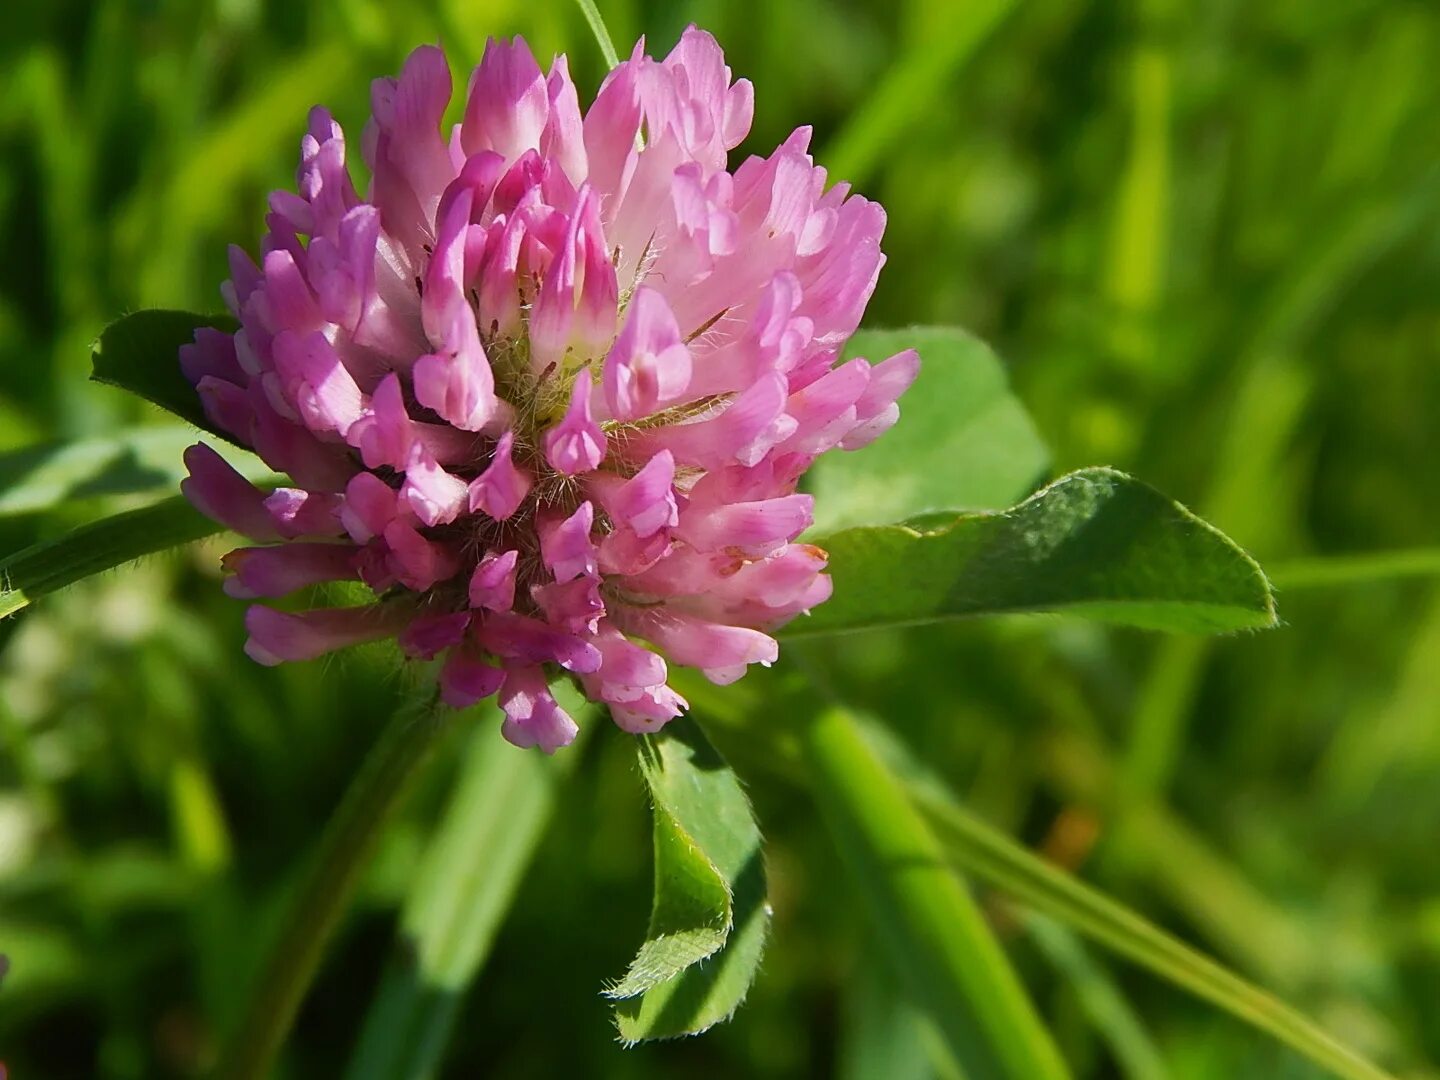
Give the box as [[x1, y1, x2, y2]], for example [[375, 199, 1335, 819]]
[[180, 28, 919, 751]]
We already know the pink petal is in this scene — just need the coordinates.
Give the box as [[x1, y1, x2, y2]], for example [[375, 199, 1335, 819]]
[[247, 391, 358, 491], [224, 245, 263, 315], [589, 451, 678, 538], [603, 287, 692, 420], [537, 502, 598, 582], [259, 249, 323, 335], [383, 521, 461, 591], [596, 524, 672, 576], [614, 606, 777, 684], [498, 666, 579, 754], [609, 691, 687, 734], [397, 610, 472, 659], [222, 543, 358, 598], [271, 330, 365, 436], [475, 611, 601, 673], [532, 575, 605, 634], [181, 443, 281, 541], [244, 604, 409, 666], [469, 549, 519, 611], [262, 488, 344, 538], [180, 327, 244, 387], [348, 374, 413, 470], [780, 356, 869, 454], [543, 377, 606, 475], [541, 55, 587, 186], [412, 304, 503, 433], [369, 45, 455, 239], [340, 471, 400, 543], [461, 37, 550, 163], [639, 371, 793, 468], [440, 648, 506, 708], [582, 54, 641, 212], [401, 451, 468, 527], [676, 493, 814, 556], [468, 431, 532, 520], [840, 348, 920, 450]]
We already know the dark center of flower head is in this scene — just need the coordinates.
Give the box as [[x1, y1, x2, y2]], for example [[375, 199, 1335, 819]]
[[179, 28, 919, 752]]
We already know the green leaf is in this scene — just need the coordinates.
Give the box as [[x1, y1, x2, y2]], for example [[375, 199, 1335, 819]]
[[807, 327, 1049, 534], [0, 495, 222, 618], [607, 801, 733, 999], [862, 720, 1395, 1080], [91, 310, 239, 442], [346, 698, 582, 1080], [611, 717, 769, 1042], [794, 467, 1276, 638], [0, 427, 273, 517], [804, 705, 1071, 1079]]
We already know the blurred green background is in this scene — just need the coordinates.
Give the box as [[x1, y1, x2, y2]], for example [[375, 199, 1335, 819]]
[[3, 0, 1440, 1076]]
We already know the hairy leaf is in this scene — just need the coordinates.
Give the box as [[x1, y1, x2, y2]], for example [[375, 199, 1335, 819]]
[[796, 467, 1275, 638], [91, 310, 239, 442], [611, 717, 769, 1042]]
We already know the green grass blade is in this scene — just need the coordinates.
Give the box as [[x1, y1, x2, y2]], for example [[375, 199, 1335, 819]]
[[1026, 915, 1168, 1080], [840, 947, 960, 1080], [217, 700, 452, 1080], [0, 495, 222, 618], [346, 708, 579, 1080], [1266, 548, 1440, 589], [820, 0, 1019, 185], [803, 705, 1072, 1080], [572, 0, 622, 70], [904, 784, 1393, 1080]]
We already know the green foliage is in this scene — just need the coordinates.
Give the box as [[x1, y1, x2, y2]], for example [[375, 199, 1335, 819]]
[[3, 2, 1440, 1079], [217, 701, 453, 1080], [0, 494, 218, 617], [1026, 917, 1168, 1080], [347, 699, 583, 1080], [806, 704, 1071, 1079], [90, 310, 240, 442], [863, 719, 1393, 1080], [806, 326, 1048, 532], [611, 717, 769, 1042], [801, 468, 1275, 638], [0, 425, 269, 517]]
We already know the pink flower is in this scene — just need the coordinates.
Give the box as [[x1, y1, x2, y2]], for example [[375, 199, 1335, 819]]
[[182, 28, 918, 752]]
